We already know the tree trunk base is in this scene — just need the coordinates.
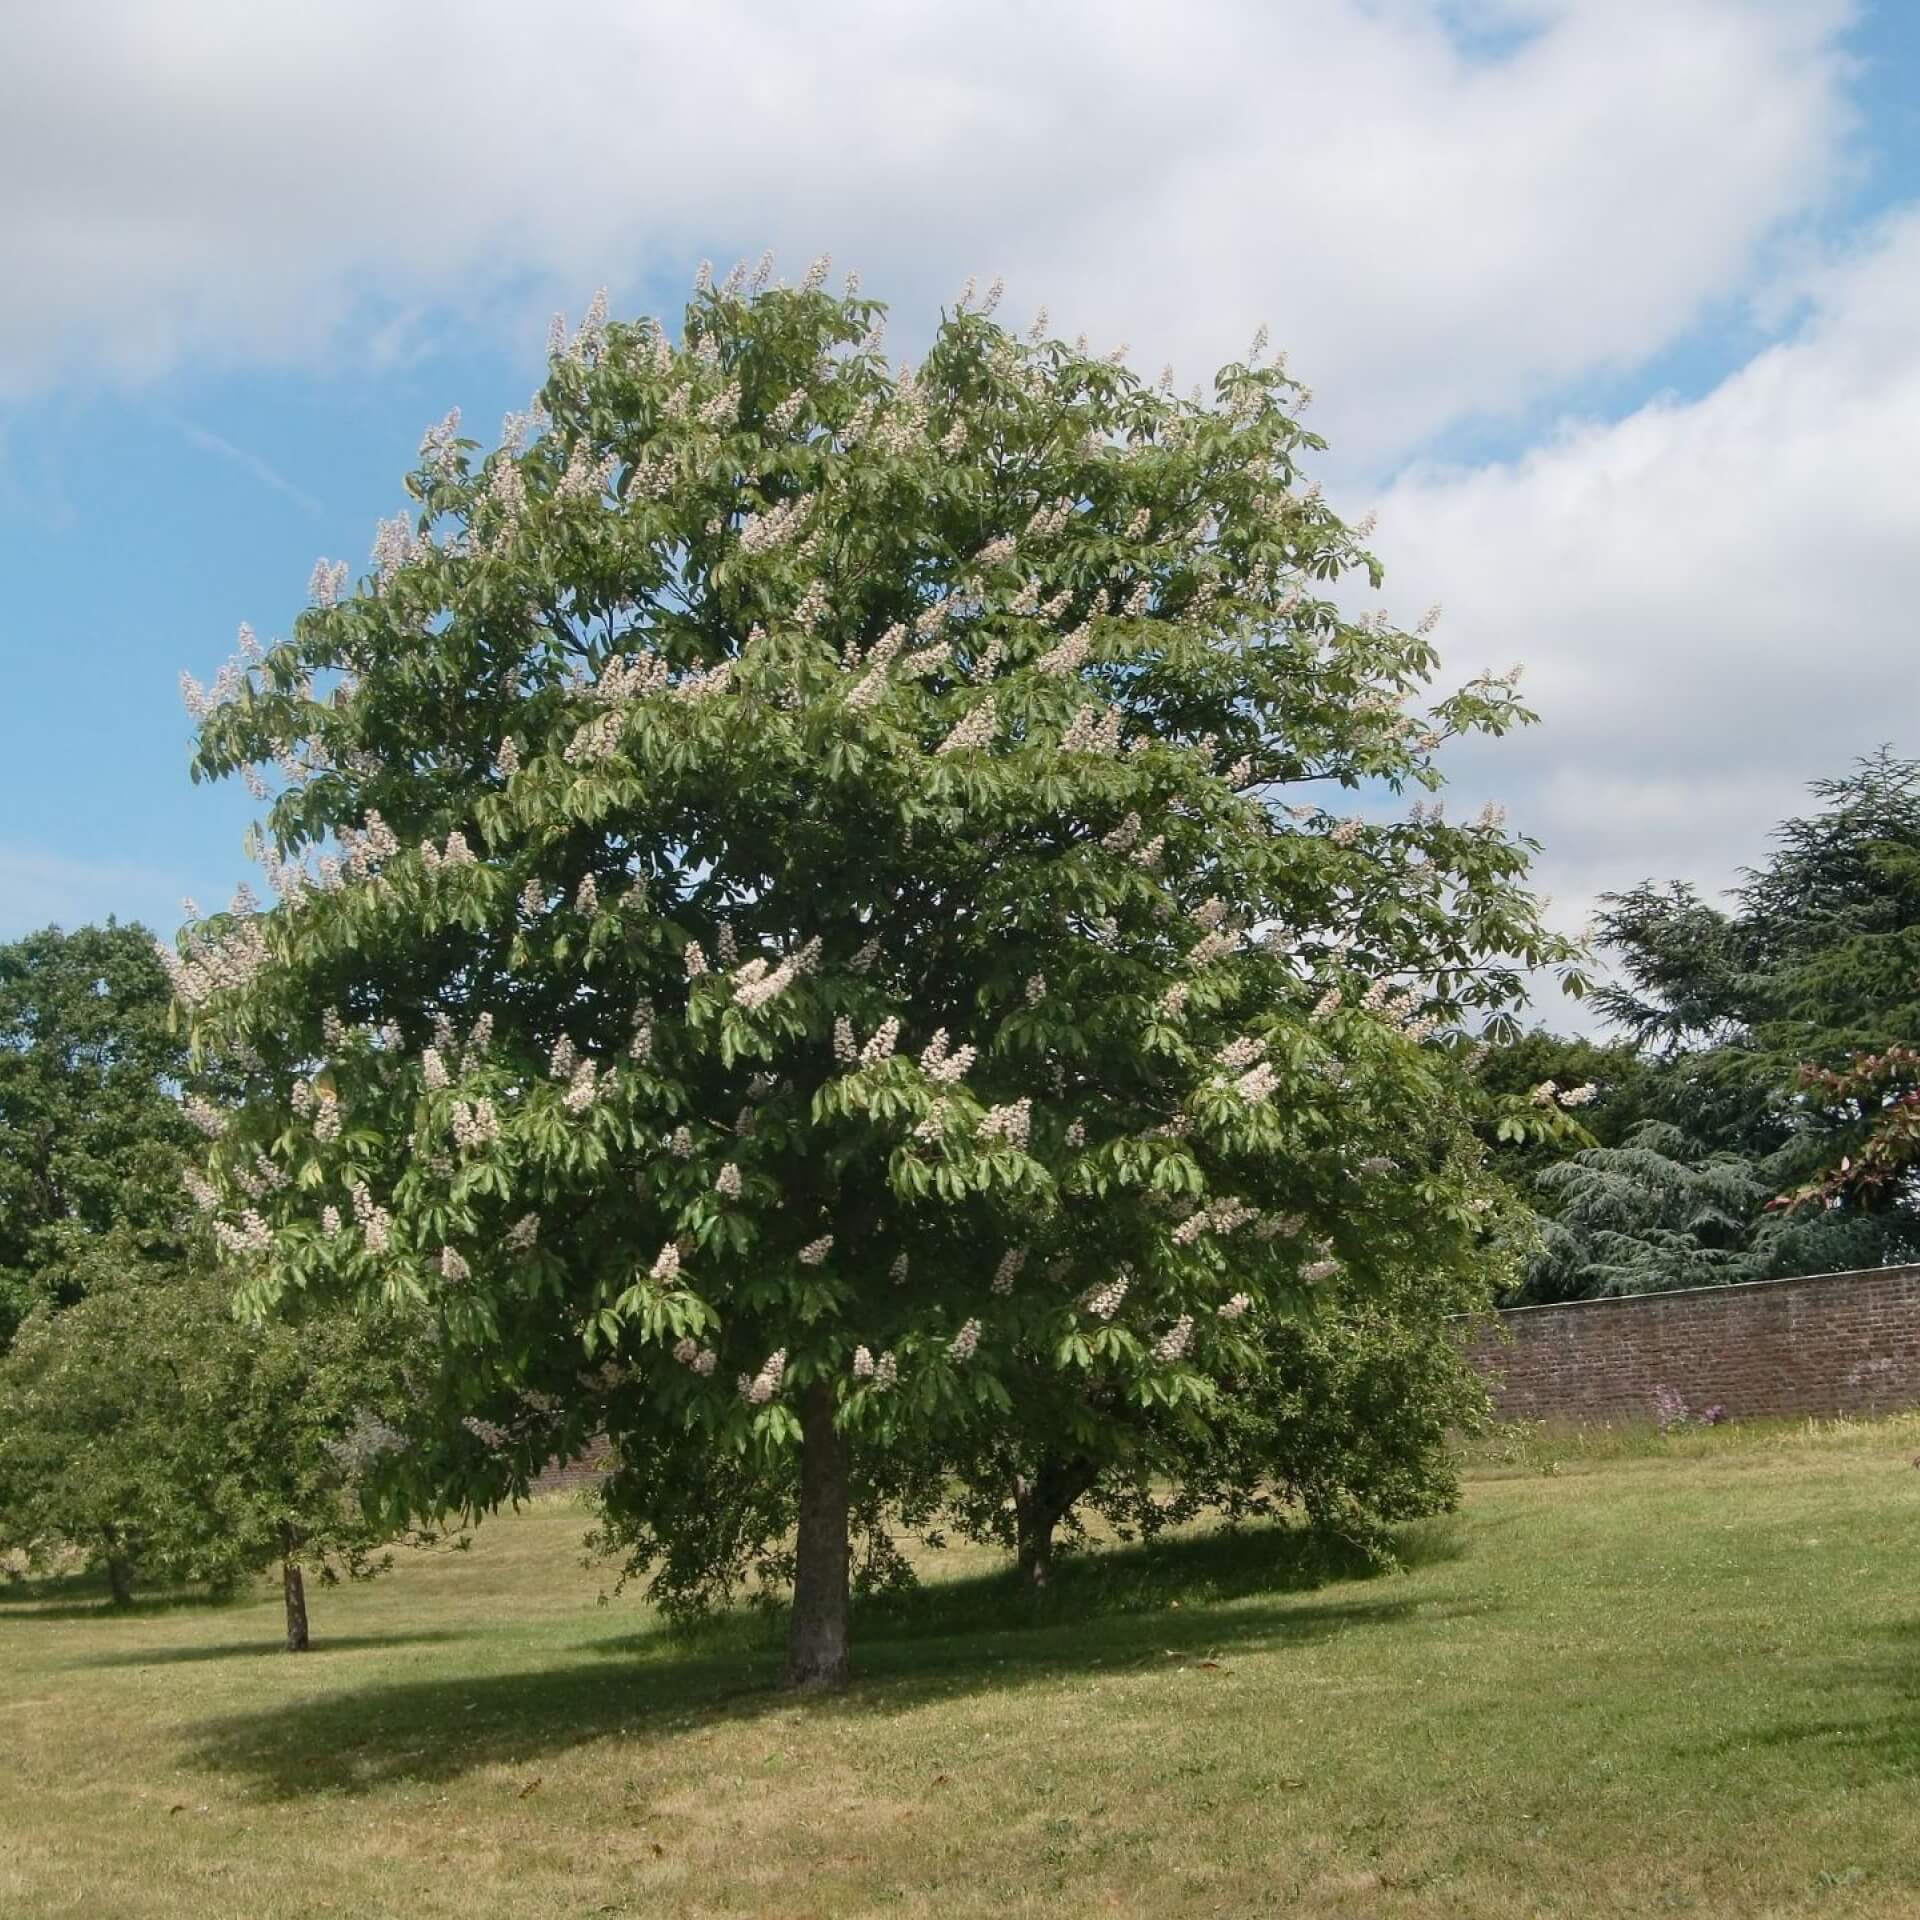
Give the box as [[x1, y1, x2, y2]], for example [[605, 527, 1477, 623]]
[[1016, 1539, 1054, 1588], [783, 1645, 852, 1693], [1013, 1455, 1097, 1593]]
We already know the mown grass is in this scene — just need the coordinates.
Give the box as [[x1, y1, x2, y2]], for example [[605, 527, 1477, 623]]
[[5, 1415, 1920, 1917]]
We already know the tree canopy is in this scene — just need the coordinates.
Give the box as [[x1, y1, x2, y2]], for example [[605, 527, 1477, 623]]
[[171, 261, 1577, 1686]]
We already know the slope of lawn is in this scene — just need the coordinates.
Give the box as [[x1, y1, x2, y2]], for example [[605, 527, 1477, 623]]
[[3, 1415, 1919, 1918]]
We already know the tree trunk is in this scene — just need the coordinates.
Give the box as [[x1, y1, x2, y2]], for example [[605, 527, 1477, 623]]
[[282, 1536, 311, 1652], [1013, 1455, 1097, 1589], [784, 1381, 851, 1692], [103, 1541, 134, 1608], [1015, 1497, 1056, 1587]]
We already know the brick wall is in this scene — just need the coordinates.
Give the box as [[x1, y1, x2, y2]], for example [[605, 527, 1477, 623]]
[[1462, 1263, 1920, 1426], [530, 1434, 611, 1494]]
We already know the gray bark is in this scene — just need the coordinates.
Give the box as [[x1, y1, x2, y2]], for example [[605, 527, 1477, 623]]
[[783, 1381, 851, 1691], [282, 1535, 311, 1652], [104, 1545, 134, 1608], [1013, 1454, 1098, 1588]]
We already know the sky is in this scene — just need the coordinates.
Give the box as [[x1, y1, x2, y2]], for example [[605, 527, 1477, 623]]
[[1, 0, 1916, 1033]]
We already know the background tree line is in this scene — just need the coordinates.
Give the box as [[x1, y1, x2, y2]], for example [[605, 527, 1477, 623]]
[[1484, 750, 1920, 1301]]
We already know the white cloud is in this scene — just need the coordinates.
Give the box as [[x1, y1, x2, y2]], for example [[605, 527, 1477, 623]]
[[0, 0, 1899, 1029], [1375, 206, 1920, 995], [0, 0, 1856, 461]]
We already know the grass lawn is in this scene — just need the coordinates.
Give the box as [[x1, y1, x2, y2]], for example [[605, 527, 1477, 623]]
[[4, 1416, 1920, 1918]]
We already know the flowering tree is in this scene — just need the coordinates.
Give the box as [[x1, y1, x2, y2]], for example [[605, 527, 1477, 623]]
[[173, 258, 1577, 1689]]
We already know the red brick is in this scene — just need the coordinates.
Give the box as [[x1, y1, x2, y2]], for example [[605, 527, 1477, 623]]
[[1460, 1264, 1920, 1424]]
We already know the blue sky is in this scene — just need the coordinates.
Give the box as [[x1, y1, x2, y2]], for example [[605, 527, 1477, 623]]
[[2, 1, 1917, 1031]]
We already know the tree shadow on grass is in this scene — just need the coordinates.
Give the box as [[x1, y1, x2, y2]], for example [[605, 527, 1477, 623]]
[[603, 1510, 1469, 1664], [73, 1629, 481, 1669], [1699, 1618, 1920, 1778], [0, 1570, 241, 1620], [184, 1516, 1483, 1802]]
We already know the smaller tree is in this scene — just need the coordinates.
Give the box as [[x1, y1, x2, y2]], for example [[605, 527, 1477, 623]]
[[939, 1192, 1507, 1584], [178, 1288, 434, 1649], [0, 1263, 420, 1646], [0, 1253, 174, 1604], [1209, 1278, 1492, 1559], [0, 922, 195, 1350]]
